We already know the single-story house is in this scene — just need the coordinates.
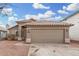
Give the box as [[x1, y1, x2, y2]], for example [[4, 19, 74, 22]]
[[0, 26, 7, 40], [8, 19, 73, 43], [8, 25, 18, 35], [62, 10, 79, 41]]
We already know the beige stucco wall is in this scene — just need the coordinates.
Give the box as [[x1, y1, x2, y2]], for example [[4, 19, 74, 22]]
[[8, 26, 18, 35], [9, 29, 16, 34], [65, 13, 79, 41]]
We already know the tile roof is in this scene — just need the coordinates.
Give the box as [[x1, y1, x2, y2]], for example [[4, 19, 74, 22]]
[[8, 25, 18, 30], [16, 18, 73, 26], [24, 21, 73, 26]]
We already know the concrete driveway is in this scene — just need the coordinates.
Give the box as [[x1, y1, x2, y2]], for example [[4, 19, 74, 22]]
[[30, 43, 79, 56], [0, 40, 79, 56], [0, 40, 30, 56]]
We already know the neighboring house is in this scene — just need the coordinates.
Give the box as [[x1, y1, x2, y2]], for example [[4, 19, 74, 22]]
[[8, 25, 26, 40], [8, 25, 18, 35], [62, 11, 79, 41], [8, 19, 73, 43], [0, 26, 7, 40]]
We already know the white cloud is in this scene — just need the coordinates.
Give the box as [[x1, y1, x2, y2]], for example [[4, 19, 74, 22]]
[[25, 14, 38, 19], [1, 7, 18, 28], [13, 14, 18, 16], [8, 16, 18, 27], [67, 3, 79, 11], [58, 4, 79, 15], [25, 15, 31, 19], [42, 16, 63, 21], [25, 10, 56, 20], [8, 16, 18, 21], [57, 5, 69, 15], [33, 3, 50, 9], [45, 10, 56, 15], [24, 10, 64, 21], [1, 8, 13, 16], [37, 13, 44, 18], [63, 6, 67, 10], [0, 21, 5, 29], [58, 10, 69, 14], [54, 16, 62, 20], [37, 13, 49, 19], [44, 16, 63, 21], [38, 10, 55, 19]]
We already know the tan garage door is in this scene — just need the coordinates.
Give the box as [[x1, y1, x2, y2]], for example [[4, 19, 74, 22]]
[[31, 29, 64, 43]]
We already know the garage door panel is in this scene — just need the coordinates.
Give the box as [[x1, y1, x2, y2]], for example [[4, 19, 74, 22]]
[[31, 30, 64, 43]]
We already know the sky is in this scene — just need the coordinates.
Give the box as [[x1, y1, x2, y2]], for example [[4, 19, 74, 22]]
[[0, 3, 79, 28]]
